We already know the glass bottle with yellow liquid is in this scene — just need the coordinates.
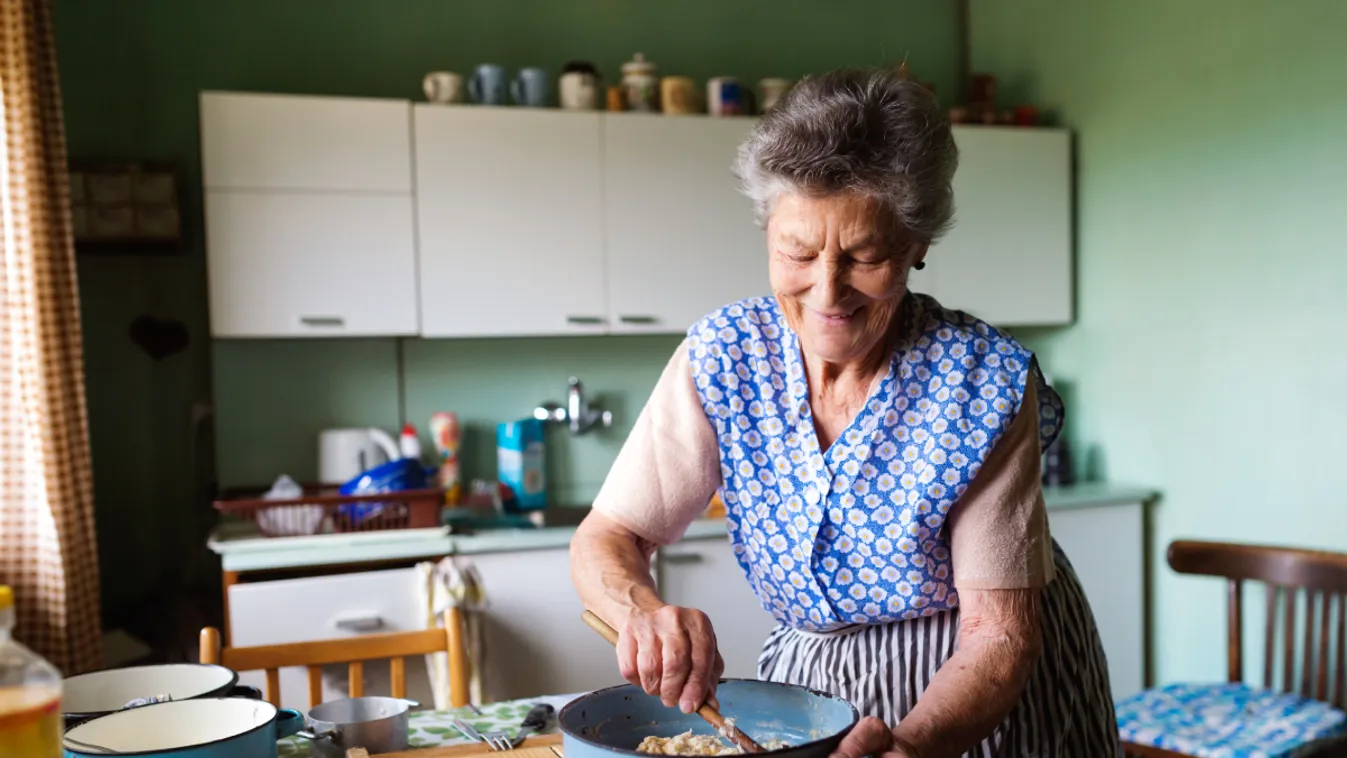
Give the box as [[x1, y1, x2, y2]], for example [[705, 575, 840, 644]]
[[0, 585, 62, 758]]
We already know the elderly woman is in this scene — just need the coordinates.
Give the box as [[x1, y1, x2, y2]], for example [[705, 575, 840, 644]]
[[570, 68, 1120, 757]]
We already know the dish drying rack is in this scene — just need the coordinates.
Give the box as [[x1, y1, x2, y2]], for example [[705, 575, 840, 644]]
[[213, 483, 445, 538]]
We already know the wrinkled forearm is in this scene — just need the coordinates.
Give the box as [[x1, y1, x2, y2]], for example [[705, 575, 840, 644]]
[[570, 512, 668, 629], [891, 589, 1041, 758]]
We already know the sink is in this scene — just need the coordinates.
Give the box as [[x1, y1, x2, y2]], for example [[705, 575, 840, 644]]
[[531, 505, 592, 527], [445, 504, 592, 533]]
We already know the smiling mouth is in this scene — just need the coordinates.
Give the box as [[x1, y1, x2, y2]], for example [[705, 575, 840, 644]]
[[811, 307, 861, 324]]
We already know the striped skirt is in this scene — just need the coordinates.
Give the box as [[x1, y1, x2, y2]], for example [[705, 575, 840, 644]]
[[756, 541, 1121, 757]]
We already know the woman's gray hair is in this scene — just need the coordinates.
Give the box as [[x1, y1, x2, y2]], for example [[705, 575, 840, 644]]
[[733, 67, 959, 243]]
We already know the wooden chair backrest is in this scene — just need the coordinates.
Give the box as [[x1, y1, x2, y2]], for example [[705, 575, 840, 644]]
[[200, 607, 468, 710], [1168, 539, 1347, 708]]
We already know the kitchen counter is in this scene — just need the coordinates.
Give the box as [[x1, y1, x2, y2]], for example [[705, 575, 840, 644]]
[[208, 483, 1158, 574], [208, 517, 733, 573]]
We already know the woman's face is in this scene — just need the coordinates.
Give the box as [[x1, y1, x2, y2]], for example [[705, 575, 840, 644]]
[[768, 192, 927, 367]]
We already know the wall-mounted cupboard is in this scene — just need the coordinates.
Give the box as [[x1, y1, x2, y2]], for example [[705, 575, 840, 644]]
[[199, 92, 1073, 339]]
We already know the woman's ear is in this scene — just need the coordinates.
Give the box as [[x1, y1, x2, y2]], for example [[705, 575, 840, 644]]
[[911, 242, 930, 267], [908, 242, 930, 271]]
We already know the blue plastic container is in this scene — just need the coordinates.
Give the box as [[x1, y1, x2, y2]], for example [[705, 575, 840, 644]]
[[336, 457, 432, 525], [498, 418, 547, 510]]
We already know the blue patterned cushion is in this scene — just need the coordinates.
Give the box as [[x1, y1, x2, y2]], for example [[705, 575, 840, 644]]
[[1117, 682, 1347, 757]]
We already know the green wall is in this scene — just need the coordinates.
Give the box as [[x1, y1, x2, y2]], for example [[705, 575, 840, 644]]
[[211, 334, 686, 505], [971, 0, 1347, 686], [54, 0, 961, 616]]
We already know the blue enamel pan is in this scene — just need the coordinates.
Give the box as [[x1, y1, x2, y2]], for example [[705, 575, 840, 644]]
[[559, 679, 860, 758]]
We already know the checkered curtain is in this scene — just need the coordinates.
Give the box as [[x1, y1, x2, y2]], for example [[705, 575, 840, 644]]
[[0, 0, 103, 675]]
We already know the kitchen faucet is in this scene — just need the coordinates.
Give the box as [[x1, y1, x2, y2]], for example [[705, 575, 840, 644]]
[[534, 376, 613, 435]]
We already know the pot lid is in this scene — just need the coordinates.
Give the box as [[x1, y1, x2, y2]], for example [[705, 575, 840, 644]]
[[621, 52, 655, 76], [563, 60, 598, 75], [62, 663, 237, 715]]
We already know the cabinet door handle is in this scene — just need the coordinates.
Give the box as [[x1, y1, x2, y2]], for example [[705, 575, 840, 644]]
[[566, 315, 605, 326], [619, 315, 659, 325], [333, 613, 384, 632], [662, 552, 704, 565], [300, 316, 345, 327]]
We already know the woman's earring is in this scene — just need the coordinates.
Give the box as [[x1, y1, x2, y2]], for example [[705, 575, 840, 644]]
[[913, 261, 926, 270]]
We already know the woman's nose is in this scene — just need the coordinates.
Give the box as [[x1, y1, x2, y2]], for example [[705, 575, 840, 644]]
[[814, 258, 848, 303]]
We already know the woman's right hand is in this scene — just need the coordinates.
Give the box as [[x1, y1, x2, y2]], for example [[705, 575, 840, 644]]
[[618, 604, 725, 714]]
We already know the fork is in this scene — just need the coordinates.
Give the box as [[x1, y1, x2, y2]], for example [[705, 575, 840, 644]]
[[453, 718, 514, 751]]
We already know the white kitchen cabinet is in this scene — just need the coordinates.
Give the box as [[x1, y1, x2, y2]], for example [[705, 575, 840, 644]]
[[413, 106, 608, 338], [228, 568, 435, 712], [922, 126, 1073, 326], [659, 536, 780, 680], [466, 547, 627, 701], [1047, 501, 1146, 703], [204, 192, 418, 337], [199, 91, 419, 338], [200, 93, 1075, 340], [465, 537, 777, 697], [200, 91, 412, 193], [602, 115, 769, 334]]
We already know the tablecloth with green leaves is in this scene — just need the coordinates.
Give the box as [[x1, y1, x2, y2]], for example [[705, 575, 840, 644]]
[[277, 693, 580, 756]]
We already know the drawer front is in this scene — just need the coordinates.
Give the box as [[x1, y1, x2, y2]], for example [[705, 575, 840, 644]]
[[228, 568, 436, 710]]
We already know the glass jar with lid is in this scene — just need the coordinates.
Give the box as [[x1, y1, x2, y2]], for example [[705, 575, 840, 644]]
[[620, 52, 658, 112]]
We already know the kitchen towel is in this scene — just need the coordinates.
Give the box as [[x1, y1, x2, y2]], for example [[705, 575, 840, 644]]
[[416, 556, 487, 709]]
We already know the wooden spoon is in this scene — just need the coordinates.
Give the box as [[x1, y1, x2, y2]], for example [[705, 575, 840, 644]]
[[581, 610, 765, 753]]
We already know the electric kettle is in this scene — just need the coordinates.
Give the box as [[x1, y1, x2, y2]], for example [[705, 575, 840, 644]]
[[318, 427, 401, 485]]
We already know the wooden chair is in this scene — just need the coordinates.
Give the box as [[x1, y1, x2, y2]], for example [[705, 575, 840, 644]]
[[1120, 540, 1347, 758], [200, 608, 471, 710]]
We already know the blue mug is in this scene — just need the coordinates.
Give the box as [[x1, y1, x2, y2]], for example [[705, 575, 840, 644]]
[[469, 63, 508, 105], [511, 67, 551, 107]]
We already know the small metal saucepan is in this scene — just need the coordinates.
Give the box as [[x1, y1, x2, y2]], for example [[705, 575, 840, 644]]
[[298, 697, 418, 758]]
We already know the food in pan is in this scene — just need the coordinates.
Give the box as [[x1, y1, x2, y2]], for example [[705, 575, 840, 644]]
[[636, 729, 788, 756]]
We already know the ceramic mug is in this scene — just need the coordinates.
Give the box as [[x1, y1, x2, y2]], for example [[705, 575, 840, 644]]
[[759, 77, 793, 113], [559, 71, 598, 110], [469, 63, 508, 105], [511, 67, 551, 107], [423, 71, 464, 104], [660, 76, 698, 115], [707, 76, 745, 116]]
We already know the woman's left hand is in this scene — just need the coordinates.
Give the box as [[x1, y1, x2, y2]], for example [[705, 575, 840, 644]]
[[828, 716, 916, 758]]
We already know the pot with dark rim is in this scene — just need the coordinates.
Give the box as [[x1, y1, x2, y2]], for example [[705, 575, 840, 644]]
[[559, 679, 859, 758]]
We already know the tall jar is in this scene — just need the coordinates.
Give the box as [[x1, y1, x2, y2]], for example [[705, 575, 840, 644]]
[[0, 586, 63, 758], [620, 52, 658, 112]]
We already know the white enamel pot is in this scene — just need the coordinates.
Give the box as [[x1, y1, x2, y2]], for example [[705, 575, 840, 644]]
[[61, 663, 261, 728], [62, 697, 303, 757]]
